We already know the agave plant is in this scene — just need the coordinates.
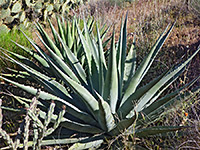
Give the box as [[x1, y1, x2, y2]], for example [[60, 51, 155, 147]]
[[0, 13, 200, 149]]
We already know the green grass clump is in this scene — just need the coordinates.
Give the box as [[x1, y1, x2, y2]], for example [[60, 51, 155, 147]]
[[0, 29, 32, 72]]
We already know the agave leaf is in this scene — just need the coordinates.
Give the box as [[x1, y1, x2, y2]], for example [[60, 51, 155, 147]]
[[0, 47, 43, 72], [136, 47, 200, 112], [73, 36, 79, 57], [69, 140, 103, 150], [2, 51, 72, 99], [42, 137, 86, 145], [32, 75, 73, 102], [120, 61, 191, 118], [2, 103, 98, 131], [45, 56, 99, 118], [40, 137, 87, 146], [135, 126, 187, 137], [19, 30, 51, 63], [39, 110, 102, 134], [91, 43, 102, 93], [131, 67, 185, 118], [87, 17, 95, 33], [103, 37, 111, 50], [99, 22, 107, 35], [118, 67, 169, 119], [140, 86, 200, 125], [90, 60, 100, 94], [66, 20, 73, 49], [76, 19, 92, 73], [61, 16, 67, 37], [75, 17, 81, 45], [97, 93, 115, 132], [56, 28, 87, 84], [1, 73, 29, 79], [35, 32, 81, 83], [0, 76, 96, 125], [142, 75, 200, 116], [0, 75, 68, 106], [108, 111, 138, 136], [48, 18, 61, 50], [138, 67, 186, 111], [72, 16, 76, 38], [123, 38, 136, 88], [1, 68, 29, 80], [100, 24, 110, 41], [5, 68, 30, 76], [96, 24, 107, 69], [117, 12, 127, 99], [2, 92, 47, 111], [122, 23, 175, 102], [94, 22, 109, 43], [35, 22, 64, 59], [57, 16, 66, 46], [11, 105, 100, 135], [84, 18, 100, 72], [69, 135, 104, 150], [0, 99, 2, 126], [1, 137, 89, 149], [103, 30, 118, 114], [1, 106, 26, 114], [11, 41, 45, 67], [96, 23, 107, 95], [2, 91, 30, 108]]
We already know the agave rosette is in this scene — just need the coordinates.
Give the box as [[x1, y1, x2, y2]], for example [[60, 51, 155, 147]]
[[0, 13, 200, 149]]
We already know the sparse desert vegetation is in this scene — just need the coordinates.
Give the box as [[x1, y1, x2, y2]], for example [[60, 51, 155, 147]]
[[0, 0, 200, 149]]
